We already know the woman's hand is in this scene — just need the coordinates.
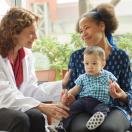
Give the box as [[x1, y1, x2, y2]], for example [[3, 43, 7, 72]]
[[109, 80, 128, 102], [37, 103, 69, 120]]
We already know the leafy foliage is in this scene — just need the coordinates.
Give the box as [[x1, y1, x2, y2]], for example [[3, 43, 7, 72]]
[[114, 33, 132, 62], [32, 36, 73, 70]]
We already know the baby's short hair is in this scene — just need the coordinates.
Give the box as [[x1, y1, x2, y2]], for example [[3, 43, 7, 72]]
[[84, 46, 105, 60]]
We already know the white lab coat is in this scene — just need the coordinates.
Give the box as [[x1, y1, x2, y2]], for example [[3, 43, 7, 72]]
[[0, 48, 62, 112]]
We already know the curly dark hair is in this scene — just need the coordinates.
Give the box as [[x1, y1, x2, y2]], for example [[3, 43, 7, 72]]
[[76, 3, 118, 34], [0, 7, 39, 57]]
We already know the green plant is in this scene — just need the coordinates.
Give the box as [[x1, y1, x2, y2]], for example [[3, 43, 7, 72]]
[[114, 33, 132, 62], [32, 33, 85, 71], [32, 36, 72, 80]]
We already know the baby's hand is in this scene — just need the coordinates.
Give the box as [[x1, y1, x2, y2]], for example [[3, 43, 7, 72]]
[[61, 89, 75, 106]]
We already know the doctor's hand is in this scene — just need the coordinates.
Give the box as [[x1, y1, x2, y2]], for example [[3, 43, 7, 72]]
[[36, 103, 69, 120], [109, 80, 128, 102]]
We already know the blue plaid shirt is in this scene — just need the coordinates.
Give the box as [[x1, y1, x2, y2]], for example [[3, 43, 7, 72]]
[[68, 46, 132, 125], [75, 70, 117, 104]]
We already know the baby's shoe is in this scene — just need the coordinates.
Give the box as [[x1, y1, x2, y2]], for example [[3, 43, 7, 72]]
[[86, 112, 105, 130]]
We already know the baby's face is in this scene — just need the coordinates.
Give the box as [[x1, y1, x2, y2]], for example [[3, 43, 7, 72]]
[[83, 54, 105, 76]]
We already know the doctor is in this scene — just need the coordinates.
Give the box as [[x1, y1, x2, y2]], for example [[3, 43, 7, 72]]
[[0, 7, 69, 132]]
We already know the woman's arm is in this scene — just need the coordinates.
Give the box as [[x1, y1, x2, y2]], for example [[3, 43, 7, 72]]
[[67, 53, 77, 88], [62, 69, 73, 88], [67, 48, 85, 89], [109, 49, 132, 111], [117, 51, 132, 93], [20, 50, 63, 102], [110, 81, 128, 103]]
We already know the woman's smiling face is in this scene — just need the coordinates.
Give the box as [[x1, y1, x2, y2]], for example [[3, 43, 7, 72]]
[[79, 17, 105, 46]]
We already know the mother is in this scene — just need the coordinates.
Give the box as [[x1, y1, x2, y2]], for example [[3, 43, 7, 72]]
[[65, 3, 132, 132]]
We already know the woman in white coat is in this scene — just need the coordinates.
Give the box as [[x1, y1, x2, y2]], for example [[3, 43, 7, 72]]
[[0, 7, 69, 132]]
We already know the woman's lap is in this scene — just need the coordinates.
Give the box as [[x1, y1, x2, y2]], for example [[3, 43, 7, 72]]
[[99, 109, 130, 132], [70, 109, 130, 132]]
